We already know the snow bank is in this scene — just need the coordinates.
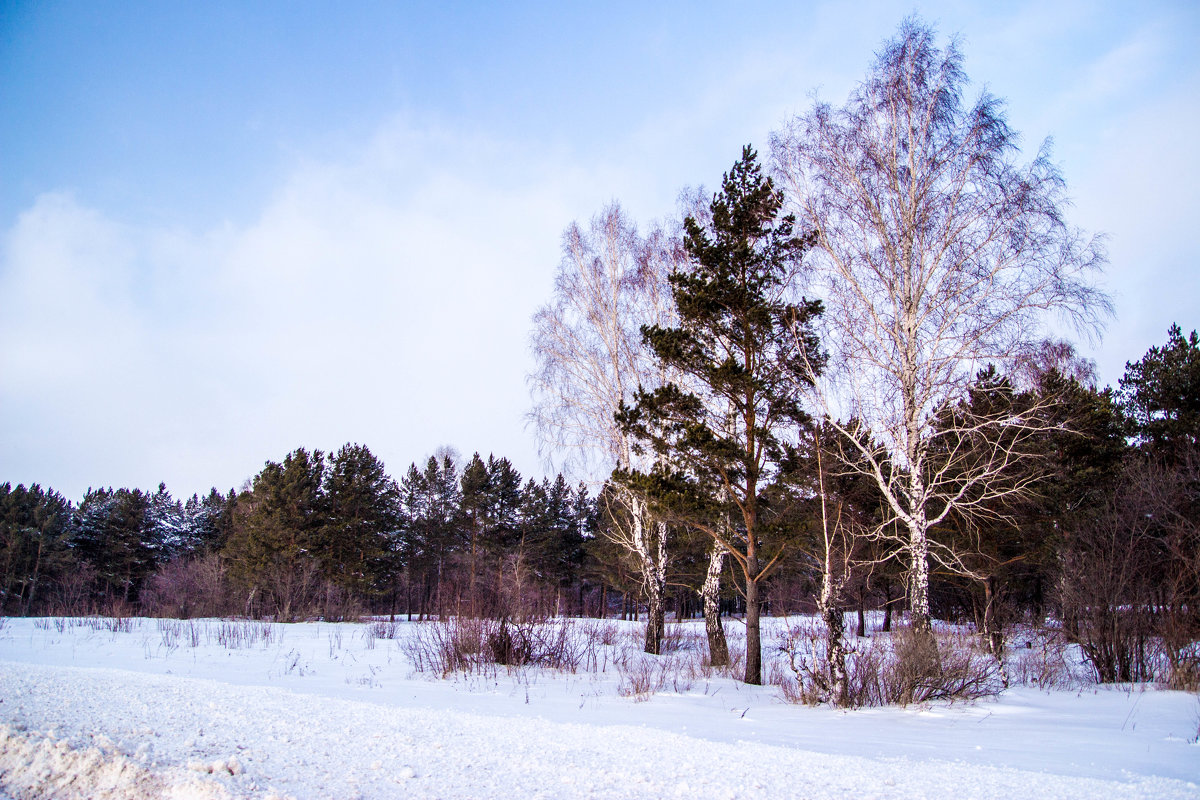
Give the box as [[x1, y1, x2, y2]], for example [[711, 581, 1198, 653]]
[[0, 723, 265, 800]]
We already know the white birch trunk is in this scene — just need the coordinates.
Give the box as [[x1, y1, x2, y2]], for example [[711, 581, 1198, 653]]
[[701, 542, 729, 667]]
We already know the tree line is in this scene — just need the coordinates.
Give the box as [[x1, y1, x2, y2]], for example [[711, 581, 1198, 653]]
[[0, 443, 755, 625], [1, 448, 585, 622]]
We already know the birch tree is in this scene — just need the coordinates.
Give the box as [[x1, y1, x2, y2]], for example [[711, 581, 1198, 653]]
[[528, 203, 684, 653], [771, 18, 1109, 632]]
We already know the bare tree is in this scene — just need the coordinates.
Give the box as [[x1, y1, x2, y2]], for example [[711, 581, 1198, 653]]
[[771, 18, 1109, 632], [810, 433, 854, 704], [528, 203, 684, 653]]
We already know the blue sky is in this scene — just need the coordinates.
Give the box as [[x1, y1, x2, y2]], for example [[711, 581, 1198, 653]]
[[2, 0, 1197, 501]]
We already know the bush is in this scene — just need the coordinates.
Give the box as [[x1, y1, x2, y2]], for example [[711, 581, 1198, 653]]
[[615, 653, 696, 701], [775, 624, 1002, 707], [1164, 642, 1200, 692], [881, 627, 1001, 706], [139, 555, 232, 619], [401, 616, 585, 677]]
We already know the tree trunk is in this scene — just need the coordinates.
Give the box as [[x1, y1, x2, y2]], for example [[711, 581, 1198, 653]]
[[23, 538, 44, 616], [702, 543, 729, 667], [644, 580, 664, 655], [744, 576, 762, 685], [641, 520, 667, 655], [982, 574, 1003, 656], [907, 517, 932, 633], [821, 600, 848, 707], [882, 579, 894, 632]]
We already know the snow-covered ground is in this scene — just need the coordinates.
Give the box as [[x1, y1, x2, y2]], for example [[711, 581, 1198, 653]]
[[0, 615, 1196, 799]]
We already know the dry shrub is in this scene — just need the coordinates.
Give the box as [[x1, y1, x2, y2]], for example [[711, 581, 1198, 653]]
[[214, 619, 277, 649], [367, 620, 399, 639], [881, 627, 1001, 706], [616, 653, 696, 701], [486, 617, 582, 669], [1164, 643, 1200, 692], [586, 621, 620, 647], [685, 623, 745, 679], [401, 616, 484, 676], [1059, 458, 1198, 686], [776, 618, 838, 706], [775, 624, 1002, 707], [402, 616, 585, 677], [139, 555, 232, 619], [83, 602, 138, 634], [720, 642, 746, 679], [318, 582, 362, 622], [363, 620, 399, 649], [47, 563, 97, 617], [769, 658, 808, 705], [659, 623, 704, 655]]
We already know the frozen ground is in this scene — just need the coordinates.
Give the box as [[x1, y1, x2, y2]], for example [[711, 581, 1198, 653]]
[[0, 615, 1196, 799]]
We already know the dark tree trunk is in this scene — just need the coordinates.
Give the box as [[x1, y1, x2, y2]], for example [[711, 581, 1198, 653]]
[[745, 576, 762, 685], [882, 579, 894, 633], [982, 574, 1004, 656]]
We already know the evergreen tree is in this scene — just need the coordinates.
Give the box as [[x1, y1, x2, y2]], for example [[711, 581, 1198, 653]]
[[396, 462, 431, 616], [0, 483, 74, 614], [71, 487, 156, 603], [146, 483, 189, 560], [1110, 327, 1200, 682], [507, 474, 584, 615], [618, 145, 824, 684], [485, 455, 524, 558], [460, 452, 491, 612], [1119, 324, 1200, 463], [182, 488, 236, 555], [318, 444, 401, 600], [397, 454, 462, 616], [225, 448, 326, 620]]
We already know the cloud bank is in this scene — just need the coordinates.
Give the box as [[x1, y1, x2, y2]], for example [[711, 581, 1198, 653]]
[[0, 119, 595, 499]]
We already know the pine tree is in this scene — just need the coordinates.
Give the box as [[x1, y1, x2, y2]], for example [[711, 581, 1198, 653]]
[[71, 487, 156, 603], [1119, 324, 1200, 463], [146, 483, 189, 560], [460, 452, 490, 612], [618, 145, 823, 684], [0, 483, 74, 614], [225, 448, 326, 620], [318, 444, 401, 600]]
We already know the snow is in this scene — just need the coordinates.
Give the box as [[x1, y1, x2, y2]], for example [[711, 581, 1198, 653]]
[[0, 616, 1196, 799]]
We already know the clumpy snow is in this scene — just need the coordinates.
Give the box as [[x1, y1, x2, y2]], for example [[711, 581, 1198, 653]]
[[0, 616, 1196, 799]]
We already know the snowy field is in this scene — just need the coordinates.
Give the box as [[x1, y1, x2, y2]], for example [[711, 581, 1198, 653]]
[[0, 615, 1196, 799]]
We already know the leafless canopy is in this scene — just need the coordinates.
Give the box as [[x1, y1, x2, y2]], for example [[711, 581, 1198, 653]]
[[528, 203, 682, 480], [771, 17, 1111, 628]]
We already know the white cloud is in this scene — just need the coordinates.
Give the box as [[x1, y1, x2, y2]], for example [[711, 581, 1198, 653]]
[[0, 119, 600, 499]]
